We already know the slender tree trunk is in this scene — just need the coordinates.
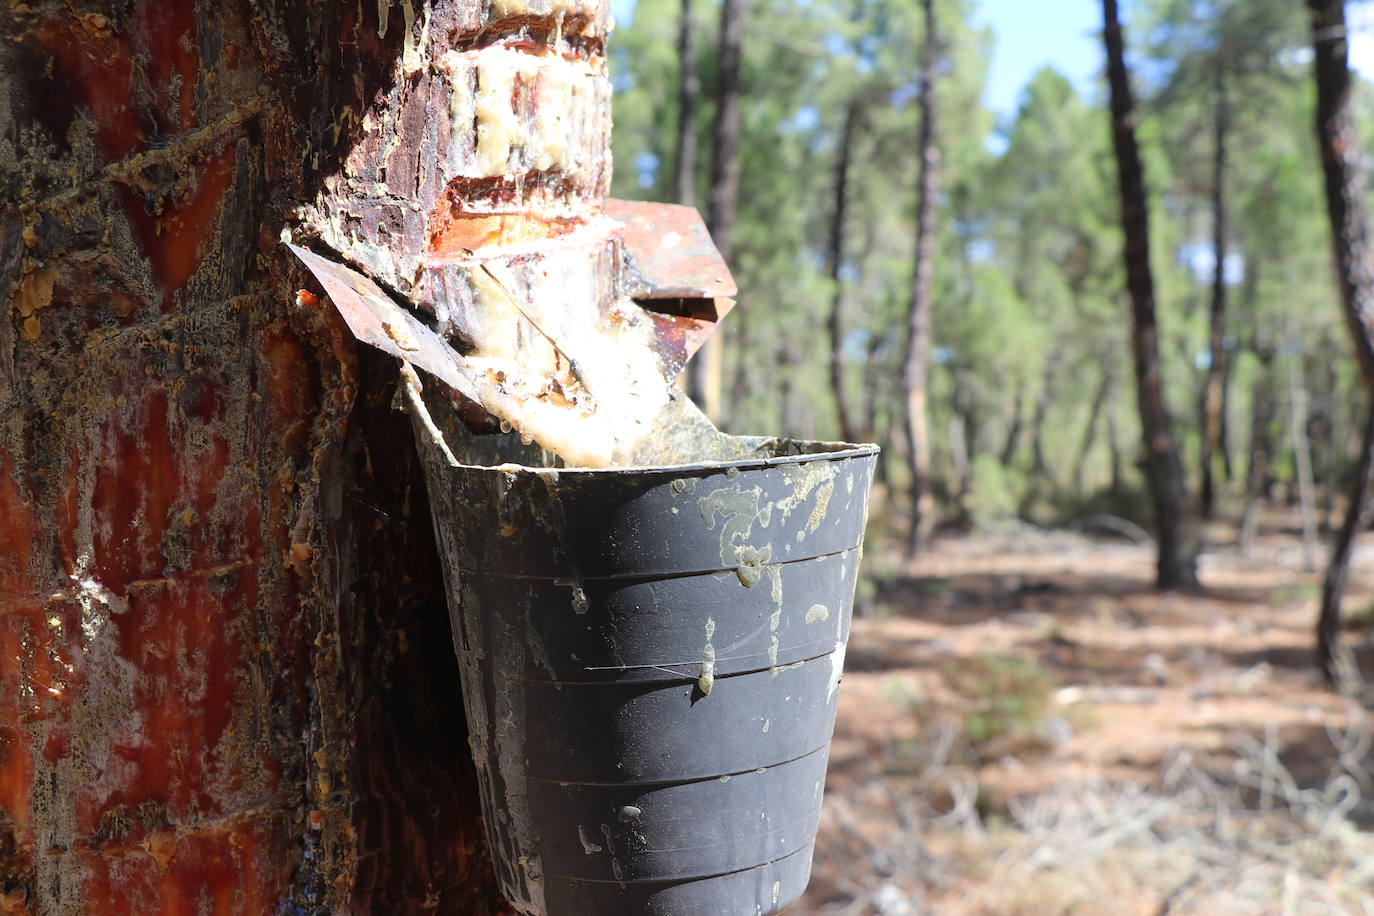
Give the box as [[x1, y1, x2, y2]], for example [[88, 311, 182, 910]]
[[678, 0, 718, 414], [779, 337, 799, 436], [1319, 407, 1374, 683], [1308, 0, 1374, 680], [1029, 355, 1061, 481], [1107, 399, 1125, 493], [1000, 388, 1026, 467], [902, 0, 941, 556], [828, 102, 860, 443], [861, 333, 884, 442], [1314, 353, 1340, 533], [0, 0, 622, 909], [1239, 343, 1276, 557], [1102, 0, 1200, 589], [948, 405, 971, 504], [1201, 62, 1230, 520], [675, 0, 699, 207], [697, 0, 747, 426], [1074, 368, 1114, 493], [1288, 346, 1321, 570]]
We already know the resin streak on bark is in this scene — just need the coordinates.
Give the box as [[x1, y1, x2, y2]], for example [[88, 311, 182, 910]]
[[0, 1, 514, 912]]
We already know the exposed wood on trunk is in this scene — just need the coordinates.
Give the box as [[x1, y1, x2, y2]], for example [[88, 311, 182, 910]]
[[1102, 0, 1200, 589], [827, 102, 860, 444], [696, 0, 747, 425], [1307, 0, 1374, 681], [0, 0, 616, 909], [902, 0, 941, 556], [1200, 60, 1230, 520]]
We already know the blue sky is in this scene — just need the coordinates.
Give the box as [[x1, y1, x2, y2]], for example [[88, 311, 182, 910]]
[[972, 0, 1102, 117]]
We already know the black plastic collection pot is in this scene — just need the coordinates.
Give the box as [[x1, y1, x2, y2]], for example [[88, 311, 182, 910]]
[[412, 417, 878, 916]]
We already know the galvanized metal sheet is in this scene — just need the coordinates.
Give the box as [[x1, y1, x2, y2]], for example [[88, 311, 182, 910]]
[[288, 244, 486, 405], [608, 198, 738, 301]]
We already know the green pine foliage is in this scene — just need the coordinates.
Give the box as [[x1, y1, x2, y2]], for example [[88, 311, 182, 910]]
[[611, 0, 1371, 533]]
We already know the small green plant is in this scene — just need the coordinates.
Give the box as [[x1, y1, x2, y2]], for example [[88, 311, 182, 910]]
[[1343, 599, 1374, 631], [939, 652, 1058, 751], [965, 454, 1021, 530], [1269, 583, 1321, 605]]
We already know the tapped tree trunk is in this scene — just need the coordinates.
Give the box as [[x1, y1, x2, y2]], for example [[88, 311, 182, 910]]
[[902, 0, 941, 556], [695, 0, 747, 425], [0, 0, 615, 910], [1102, 0, 1200, 589], [1201, 61, 1231, 520], [828, 102, 860, 444], [1307, 0, 1374, 682]]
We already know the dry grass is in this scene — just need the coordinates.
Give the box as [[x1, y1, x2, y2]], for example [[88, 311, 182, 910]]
[[797, 520, 1374, 915], [807, 702, 1374, 915]]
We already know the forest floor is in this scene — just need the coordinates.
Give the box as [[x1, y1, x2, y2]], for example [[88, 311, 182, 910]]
[[797, 508, 1374, 915]]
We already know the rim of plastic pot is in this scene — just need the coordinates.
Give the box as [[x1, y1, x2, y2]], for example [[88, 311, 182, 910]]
[[452, 436, 880, 475]]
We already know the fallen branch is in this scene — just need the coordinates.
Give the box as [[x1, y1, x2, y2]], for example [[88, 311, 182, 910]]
[[1065, 513, 1154, 545]]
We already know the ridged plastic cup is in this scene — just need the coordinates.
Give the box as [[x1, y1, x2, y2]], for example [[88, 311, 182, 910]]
[[414, 428, 878, 916]]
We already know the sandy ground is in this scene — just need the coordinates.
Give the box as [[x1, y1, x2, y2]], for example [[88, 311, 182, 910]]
[[795, 514, 1374, 915]]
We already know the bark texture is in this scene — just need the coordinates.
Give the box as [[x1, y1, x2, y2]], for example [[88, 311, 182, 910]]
[[0, 0, 611, 910], [1102, 0, 1200, 590], [1307, 0, 1374, 681], [902, 0, 940, 557]]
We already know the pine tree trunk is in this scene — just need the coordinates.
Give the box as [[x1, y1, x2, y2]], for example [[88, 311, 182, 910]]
[[902, 0, 941, 556], [1074, 368, 1114, 493], [1102, 0, 1200, 589], [1029, 355, 1060, 481], [675, 0, 699, 207], [828, 102, 860, 444], [1201, 62, 1230, 520], [1314, 353, 1340, 534], [1000, 388, 1026, 467], [1308, 0, 1374, 680], [1239, 341, 1276, 557], [1318, 408, 1374, 682], [1288, 346, 1321, 570], [0, 0, 613, 910], [696, 0, 746, 425]]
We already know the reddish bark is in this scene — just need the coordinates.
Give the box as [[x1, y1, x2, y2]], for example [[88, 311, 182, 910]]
[[0, 0, 614, 909]]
